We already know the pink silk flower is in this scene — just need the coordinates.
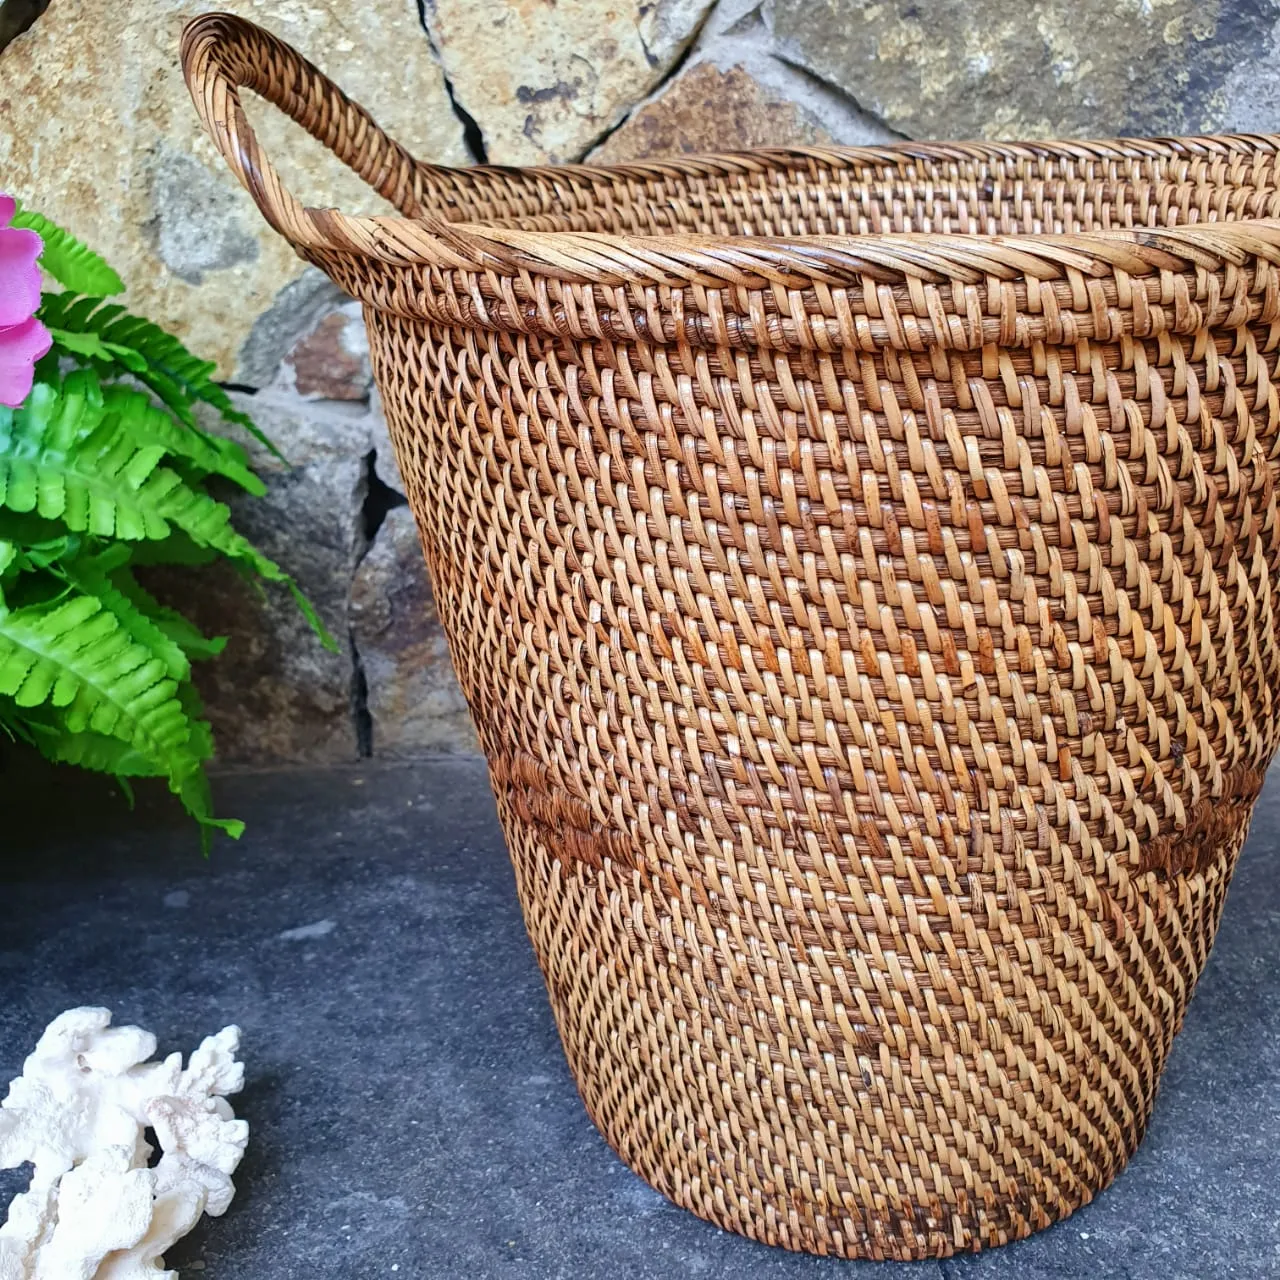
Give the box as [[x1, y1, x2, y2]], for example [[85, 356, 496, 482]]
[[0, 196, 51, 408]]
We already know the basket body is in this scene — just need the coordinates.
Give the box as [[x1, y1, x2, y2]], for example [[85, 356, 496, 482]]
[[183, 17, 1280, 1258]]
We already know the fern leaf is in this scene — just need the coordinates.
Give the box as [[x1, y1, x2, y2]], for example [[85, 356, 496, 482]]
[[105, 381, 266, 496], [0, 571, 237, 837], [0, 589, 182, 734], [110, 565, 227, 663], [0, 510, 84, 564], [56, 546, 192, 682], [37, 292, 284, 460], [23, 718, 167, 777], [0, 580, 189, 758], [12, 698, 239, 848], [176, 680, 218, 762], [40, 297, 267, 494], [46, 325, 148, 373], [123, 530, 221, 568], [177, 770, 245, 849], [0, 374, 338, 652], [11, 208, 125, 297], [3, 373, 262, 559]]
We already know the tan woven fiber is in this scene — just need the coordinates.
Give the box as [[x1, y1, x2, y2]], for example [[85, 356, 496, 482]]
[[184, 12, 1280, 1260]]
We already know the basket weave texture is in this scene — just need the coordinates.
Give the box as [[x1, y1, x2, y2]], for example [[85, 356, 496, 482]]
[[184, 13, 1280, 1259]]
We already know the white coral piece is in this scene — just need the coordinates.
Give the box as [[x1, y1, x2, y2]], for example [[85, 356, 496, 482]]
[[0, 1010, 247, 1280]]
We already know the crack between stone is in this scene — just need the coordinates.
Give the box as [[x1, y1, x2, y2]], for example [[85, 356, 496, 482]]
[[416, 0, 489, 164], [359, 452, 409, 549], [768, 45, 908, 140], [721, 0, 766, 39], [0, 0, 49, 54], [350, 627, 373, 758], [349, 449, 407, 758], [586, 0, 721, 159]]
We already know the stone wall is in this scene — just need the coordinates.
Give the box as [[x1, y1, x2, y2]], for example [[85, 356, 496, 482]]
[[3, 0, 1279, 763]]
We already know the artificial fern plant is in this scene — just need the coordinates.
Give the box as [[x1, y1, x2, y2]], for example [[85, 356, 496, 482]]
[[0, 206, 334, 846]]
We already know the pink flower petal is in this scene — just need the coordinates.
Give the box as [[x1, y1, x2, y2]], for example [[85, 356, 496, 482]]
[[0, 224, 42, 329], [0, 316, 52, 408], [0, 196, 14, 229]]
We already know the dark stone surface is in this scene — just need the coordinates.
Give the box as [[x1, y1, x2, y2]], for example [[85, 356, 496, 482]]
[[143, 389, 373, 768], [591, 61, 832, 164], [284, 309, 372, 403], [0, 758, 1276, 1279], [349, 506, 478, 758], [770, 0, 1280, 142]]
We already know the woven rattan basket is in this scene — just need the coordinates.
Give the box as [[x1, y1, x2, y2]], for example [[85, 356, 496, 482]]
[[183, 13, 1280, 1260]]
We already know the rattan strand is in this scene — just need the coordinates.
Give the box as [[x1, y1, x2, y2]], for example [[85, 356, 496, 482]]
[[184, 12, 1279, 1259]]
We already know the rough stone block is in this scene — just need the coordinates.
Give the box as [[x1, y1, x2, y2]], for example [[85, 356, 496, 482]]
[[350, 506, 478, 757], [422, 0, 716, 163], [593, 61, 833, 162], [0, 0, 467, 378], [143, 390, 374, 766], [771, 0, 1280, 141]]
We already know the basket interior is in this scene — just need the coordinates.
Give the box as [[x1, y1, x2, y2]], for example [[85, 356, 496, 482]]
[[420, 140, 1280, 239]]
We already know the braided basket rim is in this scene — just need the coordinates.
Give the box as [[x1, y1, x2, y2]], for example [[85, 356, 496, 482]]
[[179, 14, 1280, 283], [291, 134, 1280, 279]]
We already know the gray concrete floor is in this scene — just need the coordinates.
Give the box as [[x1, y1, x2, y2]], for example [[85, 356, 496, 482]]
[[1, 758, 1277, 1279]]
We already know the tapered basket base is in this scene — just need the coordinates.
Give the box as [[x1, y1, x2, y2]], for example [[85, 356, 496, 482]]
[[499, 800, 1247, 1260]]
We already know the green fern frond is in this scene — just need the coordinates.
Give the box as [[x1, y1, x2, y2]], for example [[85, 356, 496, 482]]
[[41, 296, 267, 493], [0, 587, 183, 735], [39, 291, 284, 461], [10, 207, 125, 297], [122, 530, 221, 568], [176, 771, 244, 847], [45, 325, 147, 373], [0, 510, 82, 561], [103, 379, 265, 496], [0, 567, 236, 842], [0, 373, 166, 538], [2, 373, 260, 557], [3, 207, 333, 846], [0, 374, 338, 652], [56, 546, 192, 682], [176, 680, 218, 762], [0, 581, 181, 757], [109, 564, 227, 663], [22, 717, 167, 778]]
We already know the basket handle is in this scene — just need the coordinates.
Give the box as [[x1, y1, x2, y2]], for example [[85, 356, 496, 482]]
[[180, 12, 427, 240]]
